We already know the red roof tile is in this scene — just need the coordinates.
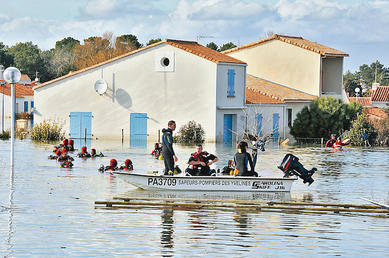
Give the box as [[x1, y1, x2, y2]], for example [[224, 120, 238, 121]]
[[222, 34, 349, 57], [246, 88, 284, 104], [367, 106, 387, 119], [348, 97, 371, 106], [371, 86, 389, 102], [0, 82, 34, 98], [246, 75, 317, 103], [34, 39, 246, 90]]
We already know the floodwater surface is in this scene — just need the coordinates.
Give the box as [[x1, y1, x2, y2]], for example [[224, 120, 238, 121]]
[[0, 139, 388, 257]]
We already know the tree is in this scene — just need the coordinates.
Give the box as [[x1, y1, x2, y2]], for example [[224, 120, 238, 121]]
[[348, 110, 377, 146], [73, 32, 136, 70], [55, 37, 80, 53], [220, 42, 237, 52], [344, 78, 359, 97], [206, 42, 218, 51], [290, 97, 362, 139], [0, 42, 13, 67], [146, 38, 162, 46], [345, 61, 389, 87], [8, 42, 48, 82], [116, 34, 142, 49]]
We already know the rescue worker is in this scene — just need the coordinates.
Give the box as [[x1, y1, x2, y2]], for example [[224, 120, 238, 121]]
[[119, 159, 134, 171], [57, 149, 74, 162], [99, 159, 118, 172], [90, 148, 104, 157], [77, 146, 91, 158], [161, 120, 178, 175], [185, 144, 218, 176], [325, 134, 337, 147], [68, 139, 75, 151], [151, 142, 162, 159], [48, 149, 62, 160], [233, 141, 258, 177]]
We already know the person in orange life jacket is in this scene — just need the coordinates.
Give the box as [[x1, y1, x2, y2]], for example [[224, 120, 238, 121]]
[[162, 120, 178, 175], [325, 134, 337, 147], [120, 159, 134, 170], [186, 144, 218, 176], [57, 149, 74, 162], [233, 141, 258, 177], [68, 139, 75, 151], [48, 149, 62, 160], [333, 138, 346, 148], [77, 146, 91, 158]]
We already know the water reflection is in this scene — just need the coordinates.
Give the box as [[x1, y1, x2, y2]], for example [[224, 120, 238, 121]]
[[161, 206, 174, 256]]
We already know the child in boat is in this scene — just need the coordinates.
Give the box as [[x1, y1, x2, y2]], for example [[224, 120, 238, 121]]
[[90, 148, 104, 157], [77, 146, 91, 158], [119, 159, 134, 170], [98, 159, 118, 172]]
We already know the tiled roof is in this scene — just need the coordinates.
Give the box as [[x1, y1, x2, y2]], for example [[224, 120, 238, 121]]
[[34, 39, 246, 90], [246, 88, 284, 104], [20, 74, 31, 81], [348, 97, 371, 106], [246, 74, 317, 103], [367, 107, 387, 119], [222, 34, 349, 57], [371, 86, 389, 102], [165, 39, 246, 64], [0, 82, 34, 98]]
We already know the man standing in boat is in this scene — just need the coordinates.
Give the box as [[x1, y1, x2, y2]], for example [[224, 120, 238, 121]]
[[186, 144, 219, 176], [162, 120, 178, 175]]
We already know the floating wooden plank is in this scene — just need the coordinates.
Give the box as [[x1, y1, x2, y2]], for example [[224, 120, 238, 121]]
[[94, 197, 389, 214]]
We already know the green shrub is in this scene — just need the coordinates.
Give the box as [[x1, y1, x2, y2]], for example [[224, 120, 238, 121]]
[[30, 117, 66, 141], [0, 130, 10, 140], [348, 110, 377, 146], [177, 120, 205, 143]]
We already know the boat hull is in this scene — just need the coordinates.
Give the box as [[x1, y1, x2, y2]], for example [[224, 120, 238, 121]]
[[113, 172, 295, 192]]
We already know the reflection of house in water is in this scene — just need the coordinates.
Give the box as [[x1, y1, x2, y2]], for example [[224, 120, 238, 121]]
[[161, 207, 174, 251]]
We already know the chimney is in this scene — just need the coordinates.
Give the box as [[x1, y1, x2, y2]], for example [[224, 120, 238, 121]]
[[372, 83, 380, 91]]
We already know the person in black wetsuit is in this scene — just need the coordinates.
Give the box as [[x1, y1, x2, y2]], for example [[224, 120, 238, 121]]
[[162, 120, 178, 175], [233, 141, 258, 177], [186, 144, 219, 176]]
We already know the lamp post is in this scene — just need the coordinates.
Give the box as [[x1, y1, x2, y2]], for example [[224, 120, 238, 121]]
[[0, 65, 5, 133], [355, 87, 360, 103], [3, 67, 21, 174]]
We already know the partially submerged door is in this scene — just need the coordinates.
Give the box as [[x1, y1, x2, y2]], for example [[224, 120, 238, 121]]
[[69, 112, 92, 139], [223, 114, 234, 146], [130, 113, 148, 147]]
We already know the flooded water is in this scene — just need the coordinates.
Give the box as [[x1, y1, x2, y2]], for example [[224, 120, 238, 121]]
[[0, 139, 388, 257]]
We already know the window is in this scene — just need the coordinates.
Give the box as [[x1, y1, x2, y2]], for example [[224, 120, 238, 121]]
[[287, 108, 292, 127], [227, 69, 235, 97]]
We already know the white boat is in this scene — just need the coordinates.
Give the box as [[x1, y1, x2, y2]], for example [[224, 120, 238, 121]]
[[113, 171, 296, 192]]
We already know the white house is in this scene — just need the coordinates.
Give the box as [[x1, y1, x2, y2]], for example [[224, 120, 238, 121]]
[[33, 39, 247, 145]]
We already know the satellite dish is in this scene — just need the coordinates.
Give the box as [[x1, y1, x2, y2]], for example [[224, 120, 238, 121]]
[[94, 79, 108, 95]]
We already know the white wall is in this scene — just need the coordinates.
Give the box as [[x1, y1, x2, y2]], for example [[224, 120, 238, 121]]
[[34, 44, 246, 142]]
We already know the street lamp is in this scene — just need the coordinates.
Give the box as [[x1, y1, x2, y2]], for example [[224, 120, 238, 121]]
[[3, 67, 21, 173], [355, 87, 360, 103], [0, 65, 5, 133]]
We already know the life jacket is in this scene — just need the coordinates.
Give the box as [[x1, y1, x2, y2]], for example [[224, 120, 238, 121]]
[[333, 140, 343, 149], [192, 151, 207, 169], [121, 159, 134, 170]]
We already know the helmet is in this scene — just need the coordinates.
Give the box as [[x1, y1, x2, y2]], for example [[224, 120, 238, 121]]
[[331, 134, 336, 140], [69, 139, 74, 146], [61, 149, 68, 155], [110, 159, 117, 167], [81, 146, 87, 154], [56, 149, 61, 156], [125, 159, 132, 166], [91, 148, 96, 155], [63, 139, 68, 146], [154, 142, 159, 148]]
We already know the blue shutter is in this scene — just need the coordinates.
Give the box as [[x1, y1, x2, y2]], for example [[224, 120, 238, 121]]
[[130, 113, 148, 147], [24, 101, 28, 112], [69, 112, 92, 139], [31, 101, 34, 108], [227, 69, 235, 97], [256, 114, 263, 137], [223, 114, 233, 146], [273, 113, 280, 143]]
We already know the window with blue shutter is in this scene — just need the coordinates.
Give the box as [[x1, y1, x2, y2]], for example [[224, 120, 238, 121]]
[[31, 101, 34, 108], [227, 69, 235, 97], [273, 113, 280, 144], [24, 101, 28, 112]]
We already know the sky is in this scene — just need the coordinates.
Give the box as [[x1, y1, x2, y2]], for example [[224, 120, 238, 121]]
[[0, 0, 388, 73]]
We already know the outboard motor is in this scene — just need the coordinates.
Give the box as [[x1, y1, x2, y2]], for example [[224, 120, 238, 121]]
[[278, 154, 316, 186]]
